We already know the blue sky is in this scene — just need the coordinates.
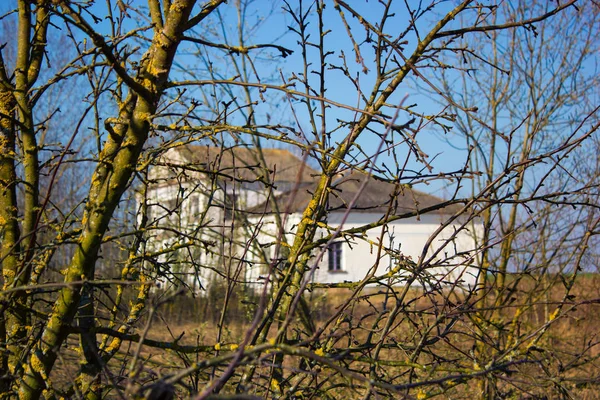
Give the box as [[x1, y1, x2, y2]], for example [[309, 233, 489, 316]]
[[0, 1, 487, 197], [188, 1, 470, 196]]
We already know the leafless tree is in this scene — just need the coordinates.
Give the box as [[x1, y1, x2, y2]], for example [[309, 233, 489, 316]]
[[0, 1, 598, 399]]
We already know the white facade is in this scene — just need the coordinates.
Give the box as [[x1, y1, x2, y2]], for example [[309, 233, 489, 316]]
[[143, 146, 480, 293], [246, 212, 480, 290]]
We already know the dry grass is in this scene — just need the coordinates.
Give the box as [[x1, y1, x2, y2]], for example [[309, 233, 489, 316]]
[[47, 274, 600, 398]]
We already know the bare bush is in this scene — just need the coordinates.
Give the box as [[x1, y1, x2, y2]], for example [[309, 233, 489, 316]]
[[0, 1, 598, 399]]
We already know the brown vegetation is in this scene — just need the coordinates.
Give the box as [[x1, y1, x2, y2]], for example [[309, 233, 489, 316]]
[[0, 1, 599, 399]]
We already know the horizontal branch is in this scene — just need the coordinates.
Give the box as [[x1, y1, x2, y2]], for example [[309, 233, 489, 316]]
[[433, 0, 578, 39], [70, 325, 218, 354], [0, 279, 154, 295], [182, 35, 293, 57], [166, 79, 398, 125]]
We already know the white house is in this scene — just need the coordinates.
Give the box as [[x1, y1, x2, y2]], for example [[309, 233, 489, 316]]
[[143, 145, 480, 293], [245, 171, 480, 289]]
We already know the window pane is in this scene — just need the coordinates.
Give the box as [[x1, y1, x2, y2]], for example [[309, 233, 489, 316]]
[[328, 242, 343, 271]]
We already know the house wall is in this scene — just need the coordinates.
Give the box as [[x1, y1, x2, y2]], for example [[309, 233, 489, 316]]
[[246, 212, 480, 289], [142, 175, 288, 293], [145, 180, 224, 232], [313, 213, 480, 288], [142, 148, 304, 293], [141, 175, 229, 293]]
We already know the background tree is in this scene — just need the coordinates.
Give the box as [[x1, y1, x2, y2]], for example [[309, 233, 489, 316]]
[[0, 1, 598, 399], [431, 2, 600, 395]]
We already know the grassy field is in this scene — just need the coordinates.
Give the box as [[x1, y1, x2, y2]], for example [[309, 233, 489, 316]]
[[47, 274, 600, 399]]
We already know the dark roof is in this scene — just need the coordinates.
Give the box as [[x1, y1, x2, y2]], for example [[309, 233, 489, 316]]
[[172, 145, 317, 183], [253, 171, 463, 216]]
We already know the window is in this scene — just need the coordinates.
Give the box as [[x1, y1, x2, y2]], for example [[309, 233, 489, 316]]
[[164, 198, 180, 227], [241, 181, 264, 191], [188, 196, 199, 218], [328, 242, 343, 272]]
